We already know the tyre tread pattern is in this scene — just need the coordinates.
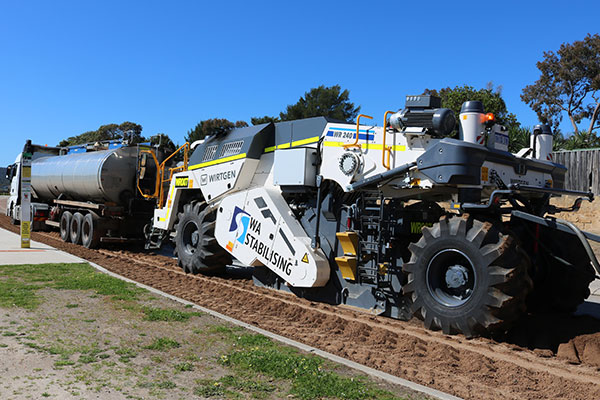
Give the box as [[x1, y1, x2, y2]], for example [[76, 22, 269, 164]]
[[174, 201, 231, 274], [403, 214, 532, 338]]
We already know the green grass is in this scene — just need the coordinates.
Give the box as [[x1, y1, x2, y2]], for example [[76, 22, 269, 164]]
[[209, 324, 404, 400], [0, 263, 144, 310], [143, 337, 180, 351], [156, 380, 176, 389], [173, 362, 194, 372], [115, 347, 138, 363], [0, 279, 41, 309], [142, 307, 201, 322], [54, 360, 76, 367]]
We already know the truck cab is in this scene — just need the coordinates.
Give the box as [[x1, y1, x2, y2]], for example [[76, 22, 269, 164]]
[[6, 145, 60, 228]]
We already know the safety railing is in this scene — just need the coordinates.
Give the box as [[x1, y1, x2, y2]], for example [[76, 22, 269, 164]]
[[382, 111, 395, 170], [137, 142, 190, 208], [343, 114, 373, 149]]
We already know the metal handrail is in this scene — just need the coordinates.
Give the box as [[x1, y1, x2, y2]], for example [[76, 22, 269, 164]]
[[382, 111, 395, 170], [344, 114, 373, 149], [158, 143, 189, 207], [136, 142, 190, 208], [137, 149, 161, 199]]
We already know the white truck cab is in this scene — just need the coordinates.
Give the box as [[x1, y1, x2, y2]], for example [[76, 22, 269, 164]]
[[6, 146, 59, 228]]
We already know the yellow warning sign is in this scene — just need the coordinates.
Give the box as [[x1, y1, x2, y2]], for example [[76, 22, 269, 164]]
[[22, 166, 31, 178], [21, 221, 31, 248], [481, 166, 489, 182], [301, 253, 309, 263]]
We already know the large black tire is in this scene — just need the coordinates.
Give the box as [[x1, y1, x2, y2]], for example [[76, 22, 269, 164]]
[[526, 229, 596, 313], [402, 214, 532, 338], [60, 211, 73, 242], [81, 213, 102, 249], [70, 212, 84, 245], [174, 201, 231, 274]]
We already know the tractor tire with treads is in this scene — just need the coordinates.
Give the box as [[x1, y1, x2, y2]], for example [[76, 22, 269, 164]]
[[402, 214, 532, 338], [174, 201, 231, 274]]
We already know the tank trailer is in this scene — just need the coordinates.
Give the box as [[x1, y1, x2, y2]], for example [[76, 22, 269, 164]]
[[8, 95, 600, 337], [6, 140, 161, 247]]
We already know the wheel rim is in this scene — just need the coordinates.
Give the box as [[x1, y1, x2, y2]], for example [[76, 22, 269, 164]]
[[182, 220, 200, 255], [426, 249, 476, 307]]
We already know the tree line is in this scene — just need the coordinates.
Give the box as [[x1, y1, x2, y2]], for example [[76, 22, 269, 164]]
[[59, 34, 599, 152]]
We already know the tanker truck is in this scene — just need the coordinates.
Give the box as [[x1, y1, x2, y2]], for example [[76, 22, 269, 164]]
[[6, 139, 164, 247]]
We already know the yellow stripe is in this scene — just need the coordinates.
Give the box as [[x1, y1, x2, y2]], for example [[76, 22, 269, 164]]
[[266, 136, 320, 153], [189, 153, 247, 170], [322, 141, 345, 147], [323, 141, 405, 151], [292, 136, 320, 146]]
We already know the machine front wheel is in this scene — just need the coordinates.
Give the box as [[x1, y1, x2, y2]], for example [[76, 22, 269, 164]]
[[403, 214, 532, 338], [174, 201, 231, 274]]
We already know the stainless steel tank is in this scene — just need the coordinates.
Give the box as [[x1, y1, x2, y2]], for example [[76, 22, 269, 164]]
[[31, 147, 138, 205]]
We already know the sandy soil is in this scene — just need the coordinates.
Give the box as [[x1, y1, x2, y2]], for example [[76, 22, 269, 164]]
[[1, 213, 599, 400]]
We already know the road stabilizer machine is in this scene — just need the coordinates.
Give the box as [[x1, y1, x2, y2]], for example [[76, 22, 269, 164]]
[[10, 95, 599, 338], [145, 95, 600, 337]]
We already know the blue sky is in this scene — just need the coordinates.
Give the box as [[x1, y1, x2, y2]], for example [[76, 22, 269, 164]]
[[1, 0, 598, 166]]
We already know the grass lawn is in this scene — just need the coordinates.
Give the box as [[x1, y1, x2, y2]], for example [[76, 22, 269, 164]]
[[0, 263, 429, 399]]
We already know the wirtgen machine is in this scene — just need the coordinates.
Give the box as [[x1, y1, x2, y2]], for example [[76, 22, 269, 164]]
[[143, 95, 600, 337]]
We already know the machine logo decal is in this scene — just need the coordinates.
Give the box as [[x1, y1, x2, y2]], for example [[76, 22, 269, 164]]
[[229, 206, 251, 244], [175, 177, 189, 188], [200, 174, 208, 185], [327, 129, 374, 141], [209, 170, 237, 182], [228, 206, 293, 276]]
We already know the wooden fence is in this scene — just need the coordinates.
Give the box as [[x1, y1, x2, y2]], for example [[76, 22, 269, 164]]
[[552, 149, 600, 194]]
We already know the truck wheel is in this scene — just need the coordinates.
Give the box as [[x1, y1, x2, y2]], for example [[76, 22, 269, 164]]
[[81, 213, 101, 249], [403, 214, 531, 338], [60, 211, 73, 242], [174, 201, 231, 274], [526, 230, 596, 313], [70, 212, 84, 245]]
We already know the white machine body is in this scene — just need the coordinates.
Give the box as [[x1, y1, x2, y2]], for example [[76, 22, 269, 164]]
[[153, 97, 561, 290]]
